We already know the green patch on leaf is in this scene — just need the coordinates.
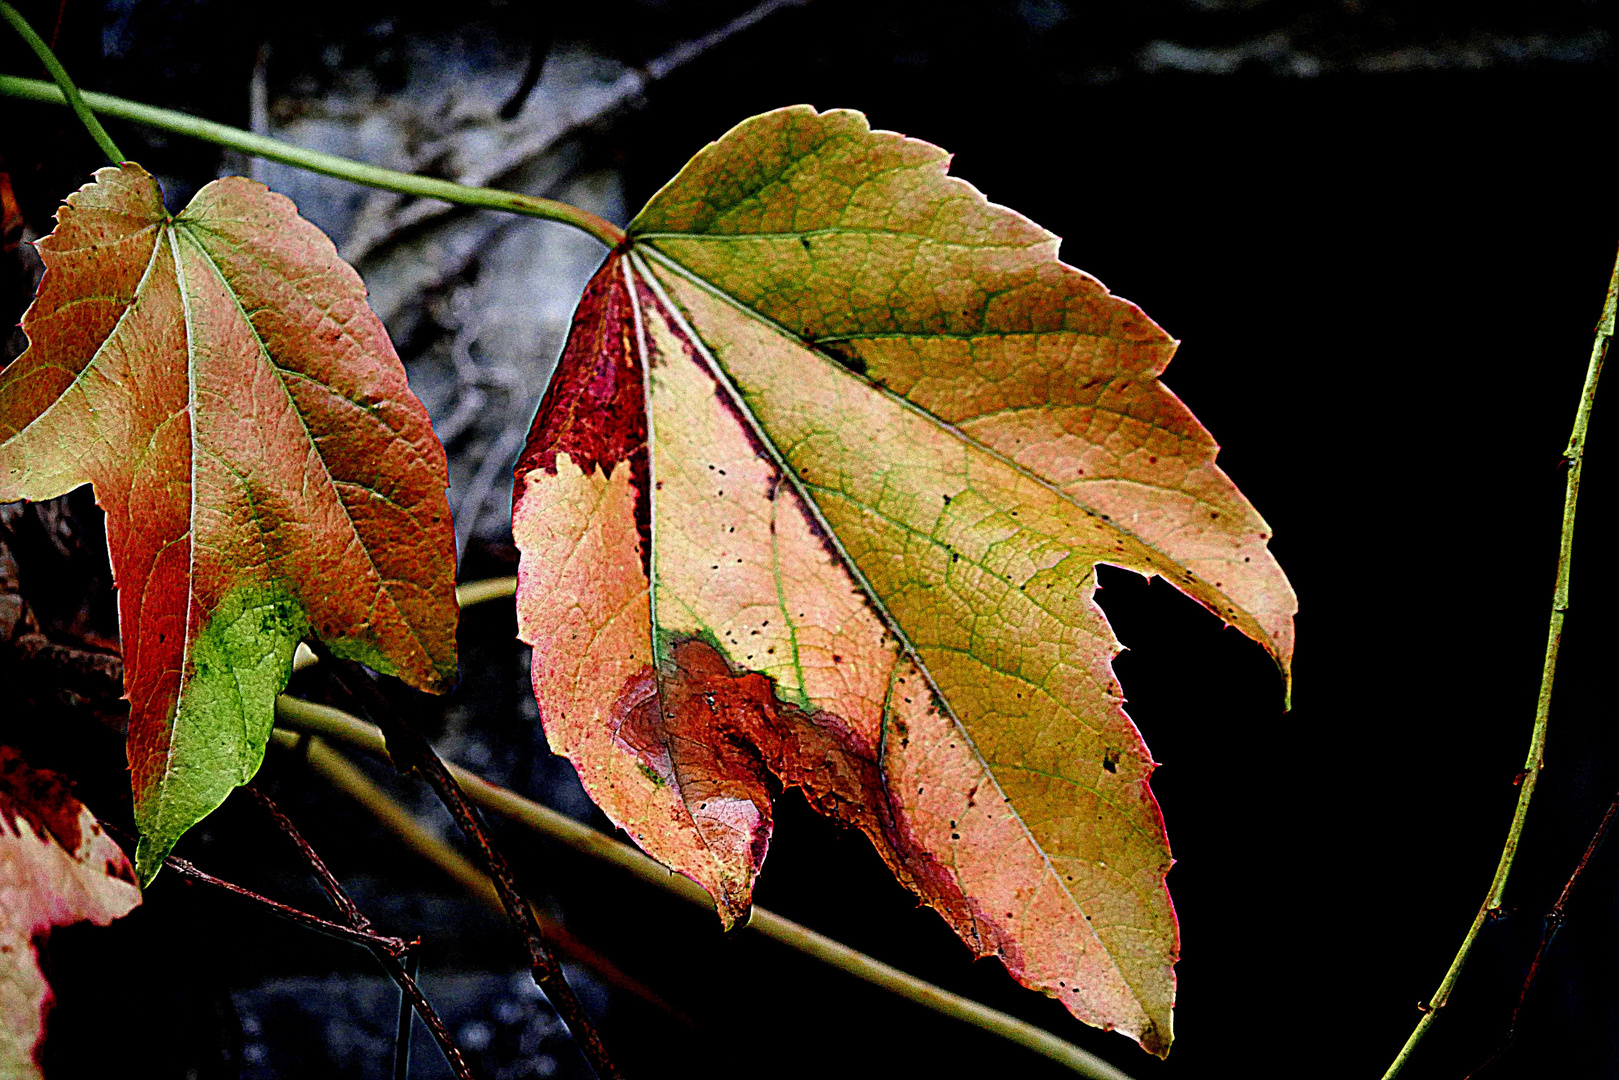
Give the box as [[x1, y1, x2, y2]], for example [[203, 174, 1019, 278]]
[[134, 583, 303, 881]]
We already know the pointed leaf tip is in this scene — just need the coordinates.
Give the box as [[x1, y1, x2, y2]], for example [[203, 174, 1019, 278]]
[[0, 164, 460, 871], [521, 106, 1297, 1056]]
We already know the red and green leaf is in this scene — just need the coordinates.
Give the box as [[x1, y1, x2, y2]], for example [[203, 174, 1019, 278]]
[[0, 746, 141, 1078], [514, 106, 1296, 1055], [0, 165, 459, 881]]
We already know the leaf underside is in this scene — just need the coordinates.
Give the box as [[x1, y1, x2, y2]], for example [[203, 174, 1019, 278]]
[[515, 106, 1296, 1055], [0, 165, 460, 881], [0, 746, 141, 1079]]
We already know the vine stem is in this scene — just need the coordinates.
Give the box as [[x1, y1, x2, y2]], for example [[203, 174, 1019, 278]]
[[0, 3, 124, 164], [271, 695, 1138, 1080], [1381, 244, 1619, 1078], [0, 74, 627, 249]]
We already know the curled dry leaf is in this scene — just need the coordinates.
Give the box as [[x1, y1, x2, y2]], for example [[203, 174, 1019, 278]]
[[0, 746, 141, 1078], [0, 165, 460, 881], [515, 106, 1296, 1055]]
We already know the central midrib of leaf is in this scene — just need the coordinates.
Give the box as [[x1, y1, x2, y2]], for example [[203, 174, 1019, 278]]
[[165, 218, 436, 676], [624, 245, 1149, 1002]]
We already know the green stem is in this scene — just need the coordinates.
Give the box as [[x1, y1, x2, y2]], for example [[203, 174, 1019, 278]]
[[0, 74, 626, 249], [0, 5, 124, 164], [1381, 244, 1619, 1079], [273, 695, 1136, 1080], [456, 575, 518, 608]]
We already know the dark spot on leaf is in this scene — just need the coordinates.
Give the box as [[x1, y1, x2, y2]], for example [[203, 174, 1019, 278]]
[[820, 340, 869, 376]]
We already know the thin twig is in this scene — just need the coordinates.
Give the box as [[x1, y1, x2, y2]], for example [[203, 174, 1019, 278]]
[[309, 642, 621, 1080], [396, 951, 421, 1080], [157, 851, 411, 956], [375, 943, 478, 1080], [242, 784, 371, 930], [644, 0, 807, 80], [239, 785, 478, 1080], [45, 0, 63, 50], [1381, 245, 1619, 1078], [0, 4, 123, 164], [1466, 784, 1619, 1077], [269, 727, 685, 1020], [337, 0, 809, 266], [453, 421, 528, 560], [272, 697, 1137, 1080]]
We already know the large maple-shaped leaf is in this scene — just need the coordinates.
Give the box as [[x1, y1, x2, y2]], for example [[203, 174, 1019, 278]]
[[0, 165, 459, 880], [513, 106, 1296, 1054], [0, 746, 141, 1078]]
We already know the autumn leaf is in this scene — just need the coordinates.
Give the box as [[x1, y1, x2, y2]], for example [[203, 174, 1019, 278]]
[[0, 745, 141, 1078], [0, 165, 459, 882], [513, 106, 1295, 1055]]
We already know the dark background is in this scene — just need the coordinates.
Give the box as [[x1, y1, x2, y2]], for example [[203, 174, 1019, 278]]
[[3, 2, 1618, 1078]]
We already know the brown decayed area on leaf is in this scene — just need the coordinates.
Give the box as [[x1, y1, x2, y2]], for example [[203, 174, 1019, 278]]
[[605, 638, 996, 956]]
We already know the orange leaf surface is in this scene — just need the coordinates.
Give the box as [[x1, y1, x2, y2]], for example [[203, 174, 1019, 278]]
[[0, 166, 459, 880], [514, 106, 1296, 1055], [0, 746, 141, 1078]]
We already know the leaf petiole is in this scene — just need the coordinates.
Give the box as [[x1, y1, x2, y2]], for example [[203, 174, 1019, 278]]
[[0, 74, 626, 249], [0, 4, 124, 165]]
